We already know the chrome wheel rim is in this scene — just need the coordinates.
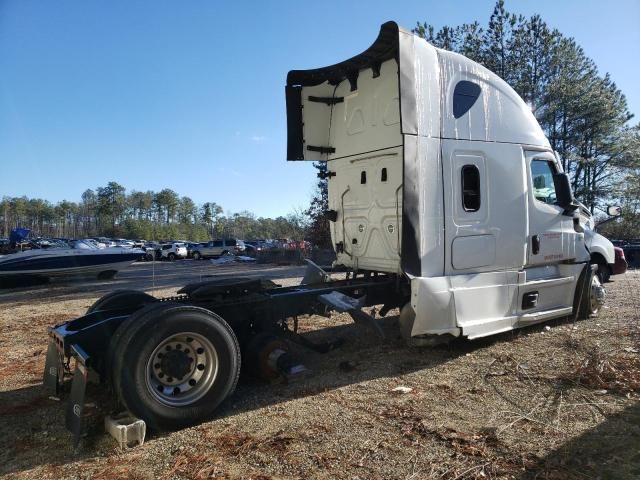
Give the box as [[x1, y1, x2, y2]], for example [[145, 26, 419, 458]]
[[146, 332, 218, 407], [589, 274, 605, 314]]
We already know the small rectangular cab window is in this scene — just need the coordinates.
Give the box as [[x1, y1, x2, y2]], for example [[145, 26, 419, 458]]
[[461, 165, 481, 212], [531, 159, 557, 204], [212, 240, 223, 247]]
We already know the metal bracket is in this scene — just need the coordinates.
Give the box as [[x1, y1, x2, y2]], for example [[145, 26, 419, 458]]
[[318, 291, 385, 340], [308, 95, 344, 106], [307, 145, 336, 155]]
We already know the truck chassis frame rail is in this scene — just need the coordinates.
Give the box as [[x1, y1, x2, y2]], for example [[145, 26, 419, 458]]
[[43, 274, 406, 446]]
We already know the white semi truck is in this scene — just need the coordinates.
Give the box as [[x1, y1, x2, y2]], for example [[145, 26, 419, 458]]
[[286, 21, 607, 342], [44, 22, 608, 443]]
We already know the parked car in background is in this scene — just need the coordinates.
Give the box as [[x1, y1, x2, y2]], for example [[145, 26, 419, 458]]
[[244, 240, 264, 256], [577, 204, 617, 283], [626, 244, 640, 268], [118, 240, 135, 248], [159, 242, 187, 261], [613, 247, 628, 276], [191, 239, 245, 259], [140, 242, 160, 261], [82, 238, 105, 249], [243, 243, 257, 257], [94, 237, 117, 248], [184, 242, 204, 258]]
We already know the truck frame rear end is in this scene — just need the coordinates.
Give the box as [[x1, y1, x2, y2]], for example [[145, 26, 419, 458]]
[[44, 272, 406, 445]]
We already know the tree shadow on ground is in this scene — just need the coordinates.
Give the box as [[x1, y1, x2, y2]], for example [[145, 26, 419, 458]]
[[520, 402, 640, 479]]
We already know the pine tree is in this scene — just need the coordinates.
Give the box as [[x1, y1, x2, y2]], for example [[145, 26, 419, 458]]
[[305, 162, 332, 248]]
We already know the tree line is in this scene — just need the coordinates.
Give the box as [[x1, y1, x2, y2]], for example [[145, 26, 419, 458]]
[[0, 181, 307, 242]]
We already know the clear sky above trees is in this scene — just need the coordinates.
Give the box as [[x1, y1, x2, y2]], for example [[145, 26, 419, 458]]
[[0, 0, 638, 217]]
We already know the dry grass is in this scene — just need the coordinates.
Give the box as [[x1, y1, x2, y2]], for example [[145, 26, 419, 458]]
[[560, 340, 640, 395], [0, 271, 639, 479]]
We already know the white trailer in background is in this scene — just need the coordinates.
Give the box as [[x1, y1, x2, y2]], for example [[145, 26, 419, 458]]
[[286, 21, 605, 342]]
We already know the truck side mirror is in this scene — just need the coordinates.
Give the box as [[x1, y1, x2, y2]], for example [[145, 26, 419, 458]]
[[607, 205, 622, 217], [553, 173, 578, 212]]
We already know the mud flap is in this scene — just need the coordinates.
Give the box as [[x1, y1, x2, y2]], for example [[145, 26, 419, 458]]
[[43, 341, 64, 397], [65, 355, 89, 448]]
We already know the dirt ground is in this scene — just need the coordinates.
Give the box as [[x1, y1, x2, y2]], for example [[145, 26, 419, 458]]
[[0, 262, 639, 479]]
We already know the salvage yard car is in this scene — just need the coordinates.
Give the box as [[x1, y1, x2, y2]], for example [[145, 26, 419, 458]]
[[158, 242, 188, 261], [191, 239, 245, 259]]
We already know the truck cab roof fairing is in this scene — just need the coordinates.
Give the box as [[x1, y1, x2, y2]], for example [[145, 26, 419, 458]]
[[285, 22, 403, 161], [286, 21, 400, 88]]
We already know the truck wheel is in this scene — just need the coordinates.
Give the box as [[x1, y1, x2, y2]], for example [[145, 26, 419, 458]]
[[106, 302, 178, 388], [168, 253, 176, 262], [111, 305, 241, 430], [575, 266, 605, 319], [87, 289, 155, 314], [593, 259, 610, 284], [193, 251, 201, 260]]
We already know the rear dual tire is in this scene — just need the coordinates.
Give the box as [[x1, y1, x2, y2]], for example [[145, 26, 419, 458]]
[[87, 289, 156, 314], [110, 304, 241, 430]]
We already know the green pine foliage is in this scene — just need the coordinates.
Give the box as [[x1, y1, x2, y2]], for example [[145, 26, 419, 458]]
[[305, 162, 332, 248]]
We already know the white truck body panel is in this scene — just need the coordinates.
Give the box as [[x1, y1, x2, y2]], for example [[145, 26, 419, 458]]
[[286, 22, 591, 340]]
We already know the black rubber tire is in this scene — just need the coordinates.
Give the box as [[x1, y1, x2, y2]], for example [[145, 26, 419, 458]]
[[111, 305, 241, 431], [193, 251, 201, 260], [575, 265, 599, 319], [594, 260, 610, 284], [87, 289, 156, 314], [168, 253, 176, 262], [145, 253, 154, 262], [106, 302, 177, 389]]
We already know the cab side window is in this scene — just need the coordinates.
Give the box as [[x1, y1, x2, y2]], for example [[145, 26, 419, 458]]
[[461, 165, 481, 212], [531, 159, 557, 204], [212, 240, 223, 247]]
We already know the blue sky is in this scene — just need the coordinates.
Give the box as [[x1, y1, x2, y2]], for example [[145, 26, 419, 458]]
[[1, 0, 638, 218]]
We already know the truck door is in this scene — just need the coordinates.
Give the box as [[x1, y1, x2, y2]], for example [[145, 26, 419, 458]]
[[525, 150, 576, 266]]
